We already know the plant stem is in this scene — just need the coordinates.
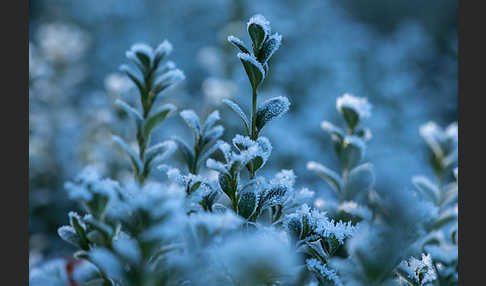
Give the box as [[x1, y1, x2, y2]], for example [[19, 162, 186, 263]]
[[250, 87, 258, 140]]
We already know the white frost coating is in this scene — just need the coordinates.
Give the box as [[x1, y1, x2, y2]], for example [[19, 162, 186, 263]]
[[154, 40, 173, 56], [260, 33, 282, 63], [216, 140, 232, 162], [271, 169, 296, 191], [313, 214, 356, 244], [247, 14, 271, 35], [203, 110, 220, 131], [237, 52, 266, 77], [189, 212, 243, 238], [130, 43, 154, 58], [180, 109, 201, 133], [256, 136, 272, 163], [306, 258, 343, 286], [156, 68, 186, 87], [419, 121, 458, 160], [398, 253, 437, 284], [258, 96, 290, 125], [338, 201, 372, 221], [336, 93, 372, 119], [287, 204, 355, 244], [64, 166, 119, 201], [206, 158, 229, 175], [90, 248, 124, 280]]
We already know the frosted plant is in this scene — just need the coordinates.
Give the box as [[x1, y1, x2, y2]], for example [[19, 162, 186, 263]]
[[29, 12, 458, 286], [411, 121, 458, 285], [308, 94, 374, 222], [113, 41, 184, 184], [285, 204, 355, 285], [227, 14, 287, 141], [396, 253, 437, 286]]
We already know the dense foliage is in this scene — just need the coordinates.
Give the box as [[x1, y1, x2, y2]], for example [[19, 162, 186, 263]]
[[29, 8, 458, 286]]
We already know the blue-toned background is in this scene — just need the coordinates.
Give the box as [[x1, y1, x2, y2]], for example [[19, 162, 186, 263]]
[[29, 0, 457, 263]]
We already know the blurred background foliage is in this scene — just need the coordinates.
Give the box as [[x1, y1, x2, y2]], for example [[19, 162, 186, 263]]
[[29, 0, 457, 264]]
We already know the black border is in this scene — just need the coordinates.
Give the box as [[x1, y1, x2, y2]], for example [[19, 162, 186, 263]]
[[6, 0, 29, 283]]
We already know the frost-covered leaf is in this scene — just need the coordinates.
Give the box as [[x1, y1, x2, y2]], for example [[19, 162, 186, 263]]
[[397, 253, 437, 285], [257, 33, 282, 64], [247, 14, 271, 52], [340, 136, 365, 170], [256, 96, 290, 131], [320, 121, 345, 142], [153, 69, 185, 94], [206, 158, 229, 175], [113, 237, 141, 266], [222, 99, 250, 134], [227, 35, 250, 54], [112, 136, 142, 175], [307, 161, 342, 194], [89, 248, 125, 281], [238, 52, 265, 89], [58, 225, 80, 248], [128, 43, 153, 69], [114, 99, 142, 126], [145, 140, 177, 168], [412, 176, 440, 205], [153, 40, 173, 66], [344, 163, 375, 201], [306, 258, 343, 286], [143, 104, 176, 139], [120, 64, 145, 95], [173, 137, 194, 168], [238, 191, 257, 219], [180, 109, 201, 138], [336, 94, 371, 130], [202, 110, 221, 132]]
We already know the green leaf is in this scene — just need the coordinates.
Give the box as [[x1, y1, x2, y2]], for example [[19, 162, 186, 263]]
[[307, 161, 342, 194], [84, 216, 114, 239], [180, 109, 201, 139], [218, 173, 235, 199], [341, 106, 360, 130], [238, 191, 257, 219], [112, 136, 143, 175], [58, 226, 81, 248], [69, 212, 89, 250], [260, 185, 288, 209], [257, 33, 281, 64], [247, 14, 270, 52], [344, 163, 375, 201], [286, 216, 303, 242], [340, 136, 365, 170], [227, 35, 250, 54], [153, 40, 173, 67], [143, 104, 176, 139], [256, 96, 290, 131], [222, 99, 250, 135], [237, 53, 265, 90], [114, 99, 142, 126], [120, 64, 145, 96], [412, 176, 440, 205], [145, 140, 177, 170], [173, 137, 195, 168]]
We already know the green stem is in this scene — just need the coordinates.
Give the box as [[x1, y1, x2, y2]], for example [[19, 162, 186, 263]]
[[250, 87, 258, 140]]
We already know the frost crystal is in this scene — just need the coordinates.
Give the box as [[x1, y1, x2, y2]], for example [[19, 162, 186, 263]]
[[247, 14, 271, 35], [336, 93, 372, 120], [398, 253, 437, 284], [306, 258, 343, 286]]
